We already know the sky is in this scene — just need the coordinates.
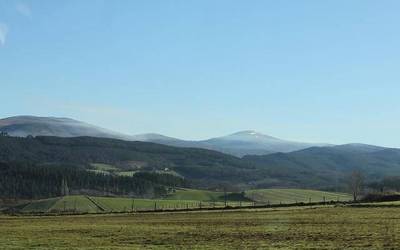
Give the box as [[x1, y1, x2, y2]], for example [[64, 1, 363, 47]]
[[1, 0, 400, 147]]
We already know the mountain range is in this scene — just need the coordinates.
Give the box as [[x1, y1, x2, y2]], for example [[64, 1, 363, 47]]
[[1, 115, 400, 191], [0, 116, 330, 157]]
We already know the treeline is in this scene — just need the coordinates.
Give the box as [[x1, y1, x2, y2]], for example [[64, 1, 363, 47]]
[[0, 162, 188, 199], [368, 176, 400, 192]]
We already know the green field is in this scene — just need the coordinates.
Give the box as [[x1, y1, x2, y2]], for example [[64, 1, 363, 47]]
[[20, 197, 61, 213], [1, 206, 400, 249], [166, 188, 228, 201], [92, 196, 212, 211], [15, 188, 352, 214], [245, 189, 352, 204], [21, 196, 101, 213], [18, 195, 232, 213], [90, 163, 119, 172]]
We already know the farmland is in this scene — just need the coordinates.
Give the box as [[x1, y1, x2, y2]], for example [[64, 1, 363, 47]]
[[13, 188, 351, 214], [17, 195, 230, 214], [245, 189, 352, 204], [1, 206, 400, 249]]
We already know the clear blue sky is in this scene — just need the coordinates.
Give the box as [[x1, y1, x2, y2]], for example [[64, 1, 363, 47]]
[[1, 0, 399, 147]]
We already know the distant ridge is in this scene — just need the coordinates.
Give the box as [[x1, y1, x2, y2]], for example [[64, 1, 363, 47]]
[[0, 116, 130, 140], [1, 115, 330, 156]]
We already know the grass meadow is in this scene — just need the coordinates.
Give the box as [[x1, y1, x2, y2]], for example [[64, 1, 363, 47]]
[[1, 206, 400, 249], [16, 188, 351, 214]]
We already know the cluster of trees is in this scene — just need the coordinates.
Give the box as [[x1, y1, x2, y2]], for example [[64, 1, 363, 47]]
[[368, 176, 400, 192], [0, 131, 9, 137], [0, 162, 188, 200]]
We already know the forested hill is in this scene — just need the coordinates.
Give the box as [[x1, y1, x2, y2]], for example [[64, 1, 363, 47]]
[[0, 136, 259, 188], [243, 144, 400, 186], [2, 136, 400, 192]]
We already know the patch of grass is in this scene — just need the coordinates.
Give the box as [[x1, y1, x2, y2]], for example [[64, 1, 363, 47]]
[[21, 196, 101, 213], [87, 169, 111, 175], [92, 197, 207, 212], [20, 197, 61, 213], [245, 188, 352, 204], [15, 188, 351, 214], [90, 163, 119, 172], [50, 196, 101, 213], [16, 194, 249, 214], [116, 171, 137, 177], [1, 207, 400, 249], [165, 188, 237, 202]]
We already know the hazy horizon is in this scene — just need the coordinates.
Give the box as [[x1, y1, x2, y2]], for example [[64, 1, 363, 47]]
[[1, 1, 400, 147]]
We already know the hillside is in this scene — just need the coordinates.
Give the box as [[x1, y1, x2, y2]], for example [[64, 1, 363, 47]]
[[0, 135, 259, 188], [199, 130, 331, 156], [0, 116, 131, 140], [132, 130, 331, 156], [244, 144, 400, 188]]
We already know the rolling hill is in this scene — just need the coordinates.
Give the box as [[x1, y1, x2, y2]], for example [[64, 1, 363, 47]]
[[129, 130, 331, 157], [244, 144, 400, 188], [0, 116, 329, 156], [198, 130, 331, 156], [0, 135, 259, 188], [0, 116, 130, 140]]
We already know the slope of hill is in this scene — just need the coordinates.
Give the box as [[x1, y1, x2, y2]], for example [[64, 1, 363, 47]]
[[0, 135, 258, 188], [132, 130, 332, 157], [199, 130, 331, 156], [244, 144, 400, 188], [0, 116, 130, 140]]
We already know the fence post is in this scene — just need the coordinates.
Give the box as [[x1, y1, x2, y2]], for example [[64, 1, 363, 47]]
[[154, 202, 157, 211]]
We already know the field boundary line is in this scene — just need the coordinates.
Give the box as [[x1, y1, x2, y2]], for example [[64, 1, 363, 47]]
[[85, 196, 106, 212]]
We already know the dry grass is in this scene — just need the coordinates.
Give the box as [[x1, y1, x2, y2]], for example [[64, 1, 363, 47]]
[[1, 206, 400, 249]]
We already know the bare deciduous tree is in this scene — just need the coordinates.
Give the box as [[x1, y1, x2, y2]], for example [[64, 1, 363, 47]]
[[349, 170, 364, 202]]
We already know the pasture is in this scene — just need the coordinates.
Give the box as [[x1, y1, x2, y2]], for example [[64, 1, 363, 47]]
[[245, 188, 352, 204], [13, 188, 352, 214], [165, 188, 231, 201], [17, 195, 232, 213], [1, 206, 400, 249]]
